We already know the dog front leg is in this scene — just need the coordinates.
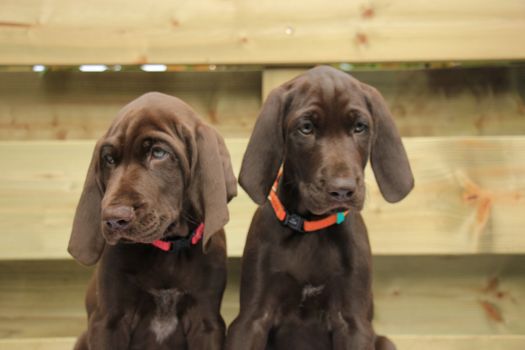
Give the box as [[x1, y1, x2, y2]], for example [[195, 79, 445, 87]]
[[375, 335, 397, 350], [184, 311, 226, 350], [331, 312, 374, 350], [225, 310, 273, 350], [86, 309, 133, 350]]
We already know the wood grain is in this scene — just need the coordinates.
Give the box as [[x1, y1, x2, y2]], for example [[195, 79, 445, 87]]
[[2, 336, 524, 350], [393, 336, 525, 350], [2, 66, 525, 141], [1, 0, 524, 64], [0, 71, 261, 140], [0, 256, 524, 339], [262, 67, 525, 136], [0, 137, 525, 259]]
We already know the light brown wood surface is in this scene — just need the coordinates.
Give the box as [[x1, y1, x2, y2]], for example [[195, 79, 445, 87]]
[[0, 71, 260, 140], [2, 66, 525, 141], [1, 0, 524, 64], [1, 336, 524, 350], [0, 256, 523, 342], [262, 67, 525, 137], [1, 137, 525, 259]]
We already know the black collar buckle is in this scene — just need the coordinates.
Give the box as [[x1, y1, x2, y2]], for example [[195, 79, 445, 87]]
[[283, 213, 304, 232], [161, 231, 195, 252]]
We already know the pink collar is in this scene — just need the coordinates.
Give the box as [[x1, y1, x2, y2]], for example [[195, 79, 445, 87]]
[[151, 223, 204, 252]]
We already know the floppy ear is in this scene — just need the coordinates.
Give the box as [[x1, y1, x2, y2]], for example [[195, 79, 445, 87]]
[[68, 142, 106, 265], [239, 87, 287, 204], [190, 124, 237, 250], [361, 83, 414, 203]]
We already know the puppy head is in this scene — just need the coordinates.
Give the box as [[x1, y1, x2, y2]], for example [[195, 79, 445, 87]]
[[239, 66, 413, 216], [68, 92, 236, 265]]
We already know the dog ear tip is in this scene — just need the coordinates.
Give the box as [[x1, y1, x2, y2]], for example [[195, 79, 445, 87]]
[[383, 179, 415, 203], [384, 193, 405, 203], [230, 188, 239, 199], [238, 175, 268, 206], [70, 256, 97, 267], [67, 246, 99, 266]]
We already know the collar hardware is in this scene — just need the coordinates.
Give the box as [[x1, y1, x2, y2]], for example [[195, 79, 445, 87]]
[[151, 223, 204, 252], [268, 171, 349, 233], [283, 213, 304, 232]]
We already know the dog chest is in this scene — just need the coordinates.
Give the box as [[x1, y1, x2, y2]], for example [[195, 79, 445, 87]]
[[272, 232, 348, 283], [148, 288, 182, 344]]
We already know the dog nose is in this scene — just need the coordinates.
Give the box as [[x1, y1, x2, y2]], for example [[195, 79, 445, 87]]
[[328, 177, 356, 201], [103, 205, 134, 231]]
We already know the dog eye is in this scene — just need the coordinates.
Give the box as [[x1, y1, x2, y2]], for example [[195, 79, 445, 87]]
[[151, 147, 168, 160], [103, 154, 116, 165], [354, 122, 368, 134], [298, 120, 315, 135]]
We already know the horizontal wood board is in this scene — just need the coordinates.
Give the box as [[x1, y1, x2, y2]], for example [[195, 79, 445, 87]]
[[0, 256, 523, 339], [0, 71, 261, 139], [1, 336, 524, 350], [1, 66, 525, 140], [1, 0, 525, 64], [0, 137, 525, 259]]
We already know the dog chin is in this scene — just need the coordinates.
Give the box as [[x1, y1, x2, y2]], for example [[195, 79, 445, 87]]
[[307, 200, 363, 216], [102, 232, 132, 246], [102, 227, 165, 246], [104, 215, 186, 244]]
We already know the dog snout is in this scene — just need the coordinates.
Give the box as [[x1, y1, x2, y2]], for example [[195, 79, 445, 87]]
[[327, 177, 357, 202], [103, 205, 135, 232]]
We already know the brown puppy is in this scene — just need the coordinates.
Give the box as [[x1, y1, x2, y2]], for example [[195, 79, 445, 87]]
[[226, 66, 413, 350], [68, 92, 237, 350]]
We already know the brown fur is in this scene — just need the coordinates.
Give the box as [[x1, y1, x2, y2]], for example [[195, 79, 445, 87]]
[[68, 92, 237, 350], [226, 66, 413, 350]]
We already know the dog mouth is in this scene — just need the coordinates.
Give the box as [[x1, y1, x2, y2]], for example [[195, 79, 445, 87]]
[[306, 197, 364, 217], [105, 217, 183, 245], [327, 206, 351, 214], [309, 204, 352, 217], [299, 182, 364, 216]]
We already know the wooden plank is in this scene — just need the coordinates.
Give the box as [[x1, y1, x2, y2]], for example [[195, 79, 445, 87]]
[[1, 137, 525, 258], [0, 256, 524, 339], [0, 71, 261, 140], [392, 336, 525, 350], [262, 67, 525, 136], [2, 66, 525, 141], [1, 336, 525, 350], [1, 0, 525, 65], [372, 255, 525, 336], [0, 338, 76, 350]]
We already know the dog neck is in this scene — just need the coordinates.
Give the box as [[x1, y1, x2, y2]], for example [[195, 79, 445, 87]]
[[151, 223, 204, 252], [269, 170, 348, 233]]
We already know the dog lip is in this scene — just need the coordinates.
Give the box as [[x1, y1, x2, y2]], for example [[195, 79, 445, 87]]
[[329, 206, 350, 213], [310, 202, 359, 216], [104, 234, 121, 246], [102, 219, 180, 245]]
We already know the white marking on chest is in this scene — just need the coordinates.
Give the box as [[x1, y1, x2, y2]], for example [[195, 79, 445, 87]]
[[149, 288, 182, 344], [301, 284, 325, 302]]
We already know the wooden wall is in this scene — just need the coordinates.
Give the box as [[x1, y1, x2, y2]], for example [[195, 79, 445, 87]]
[[1, 66, 524, 140], [1, 0, 525, 348], [1, 0, 524, 64]]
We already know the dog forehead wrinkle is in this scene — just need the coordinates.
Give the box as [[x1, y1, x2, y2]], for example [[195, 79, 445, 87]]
[[300, 78, 355, 124], [126, 115, 166, 142]]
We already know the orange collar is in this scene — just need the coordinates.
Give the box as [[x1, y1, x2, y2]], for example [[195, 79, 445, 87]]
[[268, 172, 349, 232]]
